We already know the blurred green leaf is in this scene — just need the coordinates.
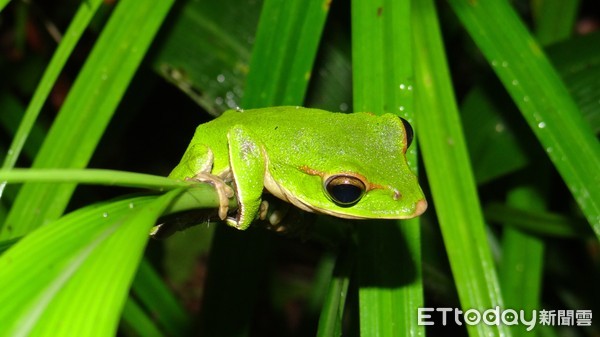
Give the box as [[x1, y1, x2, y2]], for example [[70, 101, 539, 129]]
[[121, 298, 163, 337], [316, 249, 352, 337], [532, 0, 580, 45], [448, 0, 600, 238], [152, 0, 262, 116], [547, 32, 600, 134], [462, 32, 600, 184], [130, 258, 192, 336], [461, 86, 530, 184]]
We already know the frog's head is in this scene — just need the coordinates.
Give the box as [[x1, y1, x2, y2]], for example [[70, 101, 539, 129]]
[[264, 165, 427, 220], [263, 112, 427, 220]]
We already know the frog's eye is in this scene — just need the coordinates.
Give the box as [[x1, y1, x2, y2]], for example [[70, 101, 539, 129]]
[[325, 175, 366, 207], [399, 117, 414, 149]]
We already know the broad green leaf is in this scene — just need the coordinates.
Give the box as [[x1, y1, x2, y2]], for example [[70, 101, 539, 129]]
[[0, 190, 182, 337]]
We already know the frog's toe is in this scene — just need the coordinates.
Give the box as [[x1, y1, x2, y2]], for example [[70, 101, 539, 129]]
[[188, 172, 233, 221]]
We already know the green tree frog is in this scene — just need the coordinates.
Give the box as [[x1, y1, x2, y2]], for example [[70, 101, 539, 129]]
[[169, 106, 427, 230]]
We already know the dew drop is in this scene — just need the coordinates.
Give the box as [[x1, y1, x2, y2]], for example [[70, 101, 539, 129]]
[[339, 102, 348, 111], [129, 202, 135, 209], [407, 85, 413, 91], [235, 106, 244, 112], [215, 97, 224, 105], [491, 60, 498, 67], [511, 79, 519, 86], [502, 61, 508, 67], [399, 84, 406, 90], [523, 96, 530, 102], [495, 123, 505, 132], [538, 121, 546, 128], [102, 212, 109, 218], [217, 74, 225, 83]]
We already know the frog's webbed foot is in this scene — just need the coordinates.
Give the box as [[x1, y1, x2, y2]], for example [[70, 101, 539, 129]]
[[186, 173, 234, 220]]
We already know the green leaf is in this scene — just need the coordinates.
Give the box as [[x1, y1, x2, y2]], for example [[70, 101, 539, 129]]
[[412, 1, 510, 337], [351, 0, 423, 336], [151, 0, 262, 115], [197, 1, 330, 336], [0, 0, 104, 175], [0, 190, 183, 336], [0, 168, 186, 189], [316, 249, 352, 337], [1, 0, 175, 239], [243, 0, 330, 108], [532, 0, 580, 45], [447, 0, 600, 239], [130, 259, 192, 336]]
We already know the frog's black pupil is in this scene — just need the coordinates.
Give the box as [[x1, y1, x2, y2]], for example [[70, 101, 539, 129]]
[[328, 184, 363, 206], [400, 117, 414, 148]]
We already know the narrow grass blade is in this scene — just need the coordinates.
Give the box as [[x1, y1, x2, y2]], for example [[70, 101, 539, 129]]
[[1, 0, 175, 239], [197, 1, 330, 336], [0, 0, 9, 13], [242, 0, 330, 108], [412, 1, 510, 336], [532, 0, 580, 45], [0, 168, 186, 189], [500, 186, 545, 337], [316, 248, 352, 337], [0, 0, 104, 177], [0, 190, 183, 337], [447, 0, 600, 238], [485, 203, 591, 238], [131, 258, 192, 336], [351, 0, 424, 336], [121, 298, 164, 337]]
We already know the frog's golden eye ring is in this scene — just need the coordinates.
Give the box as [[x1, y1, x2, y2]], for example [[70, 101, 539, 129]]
[[399, 117, 414, 149], [324, 175, 367, 207]]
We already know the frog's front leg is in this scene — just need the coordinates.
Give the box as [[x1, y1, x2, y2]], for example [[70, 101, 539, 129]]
[[226, 125, 266, 230], [170, 143, 235, 221], [188, 171, 234, 221]]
